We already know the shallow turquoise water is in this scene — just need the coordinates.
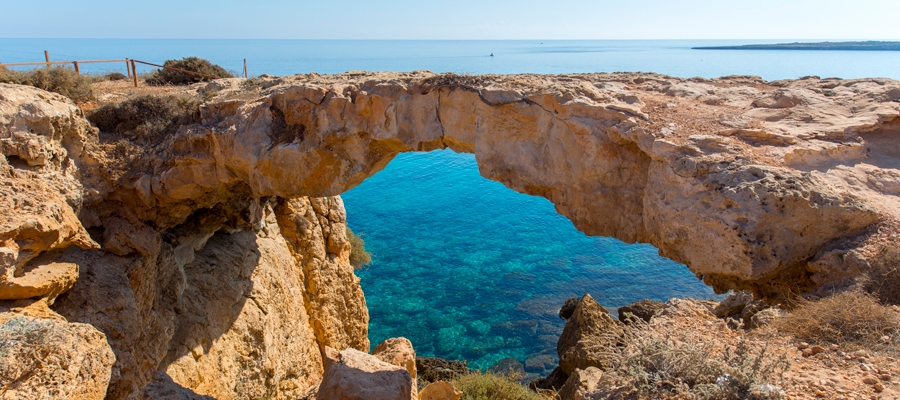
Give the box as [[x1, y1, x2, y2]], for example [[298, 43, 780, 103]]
[[342, 150, 720, 374]]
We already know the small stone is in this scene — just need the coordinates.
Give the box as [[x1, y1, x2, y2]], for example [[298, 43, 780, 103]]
[[862, 376, 878, 385], [873, 383, 884, 392], [799, 342, 810, 349], [878, 374, 891, 381], [802, 348, 814, 357], [829, 344, 839, 351]]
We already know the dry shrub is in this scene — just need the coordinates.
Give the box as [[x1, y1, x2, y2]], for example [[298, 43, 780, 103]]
[[606, 321, 790, 399], [863, 244, 900, 305], [420, 73, 488, 90], [145, 57, 233, 85], [87, 95, 201, 143], [451, 370, 544, 400], [346, 226, 372, 269], [0, 316, 70, 395], [0, 66, 93, 102], [774, 290, 899, 350]]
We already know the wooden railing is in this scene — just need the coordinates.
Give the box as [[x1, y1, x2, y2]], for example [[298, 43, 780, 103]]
[[0, 50, 248, 87]]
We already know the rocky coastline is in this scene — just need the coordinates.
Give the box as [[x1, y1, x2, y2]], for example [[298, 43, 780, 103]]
[[1, 70, 899, 398]]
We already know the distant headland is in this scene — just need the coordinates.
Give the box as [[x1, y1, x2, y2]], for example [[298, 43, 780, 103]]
[[693, 41, 900, 51]]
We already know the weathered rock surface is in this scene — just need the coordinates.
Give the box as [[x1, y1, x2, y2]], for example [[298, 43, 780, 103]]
[[417, 381, 462, 400], [317, 346, 414, 400], [0, 305, 115, 400], [557, 367, 603, 400], [373, 337, 418, 380], [713, 290, 755, 317], [557, 294, 624, 374], [617, 299, 665, 323]]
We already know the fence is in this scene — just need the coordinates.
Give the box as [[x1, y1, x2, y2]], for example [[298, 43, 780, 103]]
[[0, 50, 249, 87]]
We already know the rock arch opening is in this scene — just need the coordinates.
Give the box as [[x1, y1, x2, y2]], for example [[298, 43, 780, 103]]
[[341, 149, 719, 374]]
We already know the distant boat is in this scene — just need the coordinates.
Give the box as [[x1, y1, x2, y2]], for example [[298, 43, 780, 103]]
[[490, 53, 494, 57]]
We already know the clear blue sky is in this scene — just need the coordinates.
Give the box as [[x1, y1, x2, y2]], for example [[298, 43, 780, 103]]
[[3, 0, 898, 40]]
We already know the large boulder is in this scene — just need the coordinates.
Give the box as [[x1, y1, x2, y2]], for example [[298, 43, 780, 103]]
[[557, 294, 624, 375], [557, 367, 603, 400], [713, 291, 754, 317], [317, 346, 414, 400], [0, 307, 115, 400], [373, 337, 417, 380]]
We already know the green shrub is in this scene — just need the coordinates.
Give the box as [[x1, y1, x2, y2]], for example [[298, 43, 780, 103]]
[[863, 244, 900, 305], [87, 95, 200, 143], [346, 227, 372, 269], [451, 370, 544, 400], [145, 57, 233, 85], [0, 66, 93, 102]]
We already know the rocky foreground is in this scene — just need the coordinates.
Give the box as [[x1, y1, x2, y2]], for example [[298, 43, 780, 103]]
[[1, 71, 899, 398]]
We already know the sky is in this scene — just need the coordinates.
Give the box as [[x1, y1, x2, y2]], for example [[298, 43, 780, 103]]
[[2, 0, 899, 40]]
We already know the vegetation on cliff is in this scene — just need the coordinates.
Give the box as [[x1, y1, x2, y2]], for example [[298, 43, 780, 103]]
[[145, 56, 233, 85], [0, 65, 94, 102], [87, 94, 201, 142], [451, 370, 543, 400], [347, 227, 372, 269]]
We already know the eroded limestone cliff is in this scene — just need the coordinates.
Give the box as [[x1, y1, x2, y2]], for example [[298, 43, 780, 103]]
[[1, 70, 899, 398]]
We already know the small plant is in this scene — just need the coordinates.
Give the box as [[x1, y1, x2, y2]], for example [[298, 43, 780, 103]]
[[346, 226, 372, 269], [87, 94, 201, 143], [0, 65, 93, 102], [607, 320, 789, 399], [145, 57, 233, 85], [822, 90, 836, 97], [862, 244, 900, 305], [773, 290, 900, 350], [451, 370, 544, 400]]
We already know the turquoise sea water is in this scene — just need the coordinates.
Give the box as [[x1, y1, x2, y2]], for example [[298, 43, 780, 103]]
[[341, 151, 717, 374], [5, 38, 897, 374]]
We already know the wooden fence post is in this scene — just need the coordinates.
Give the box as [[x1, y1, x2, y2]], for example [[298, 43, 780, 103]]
[[73, 61, 80, 75], [44, 50, 50, 69], [125, 58, 131, 78], [243, 59, 248, 78], [131, 59, 138, 87]]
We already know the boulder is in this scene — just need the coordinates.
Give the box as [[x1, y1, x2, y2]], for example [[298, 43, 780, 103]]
[[557, 294, 624, 374], [617, 299, 665, 323], [557, 367, 603, 400], [741, 300, 769, 327], [713, 291, 755, 317], [559, 296, 580, 320], [750, 307, 786, 329], [373, 337, 418, 380], [417, 381, 462, 400], [0, 311, 115, 400], [317, 347, 414, 400], [416, 357, 470, 384]]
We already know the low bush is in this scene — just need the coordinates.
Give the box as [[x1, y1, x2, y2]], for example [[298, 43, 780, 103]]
[[87, 94, 201, 143], [863, 244, 900, 305], [451, 370, 544, 400], [106, 72, 127, 81], [346, 227, 372, 269], [145, 57, 232, 85], [0, 65, 94, 102], [773, 290, 899, 350], [607, 321, 790, 399]]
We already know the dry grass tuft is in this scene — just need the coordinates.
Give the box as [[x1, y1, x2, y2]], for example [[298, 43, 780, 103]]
[[346, 226, 372, 269], [451, 370, 545, 400], [420, 73, 488, 91], [862, 244, 900, 305], [87, 94, 201, 144], [773, 290, 899, 351], [605, 320, 790, 399], [0, 66, 94, 102]]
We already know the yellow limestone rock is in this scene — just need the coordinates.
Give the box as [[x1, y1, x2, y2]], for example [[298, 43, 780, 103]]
[[317, 346, 415, 400], [418, 381, 462, 400]]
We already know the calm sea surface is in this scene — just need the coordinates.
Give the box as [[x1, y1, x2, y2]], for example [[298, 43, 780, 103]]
[[4, 39, 896, 374]]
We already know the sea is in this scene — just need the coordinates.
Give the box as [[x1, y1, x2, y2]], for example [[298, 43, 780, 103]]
[[4, 39, 899, 376]]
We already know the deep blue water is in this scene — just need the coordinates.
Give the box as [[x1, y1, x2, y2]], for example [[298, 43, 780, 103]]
[[4, 38, 896, 374], [342, 151, 717, 374], [2, 39, 900, 80]]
